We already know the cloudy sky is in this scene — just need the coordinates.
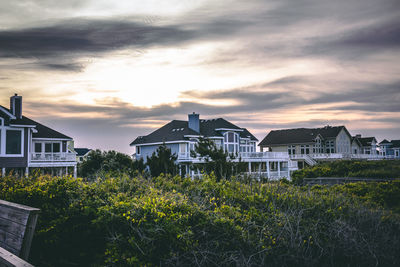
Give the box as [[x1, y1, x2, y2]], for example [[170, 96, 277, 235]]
[[0, 0, 399, 153]]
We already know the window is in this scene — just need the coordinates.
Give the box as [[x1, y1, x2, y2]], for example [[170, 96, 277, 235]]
[[136, 146, 141, 155], [396, 150, 399, 157], [35, 143, 42, 152], [300, 145, 310, 154], [288, 145, 296, 155], [45, 143, 52, 153], [179, 143, 187, 153], [6, 130, 22, 154], [224, 131, 239, 154], [326, 140, 335, 153], [53, 143, 60, 153]]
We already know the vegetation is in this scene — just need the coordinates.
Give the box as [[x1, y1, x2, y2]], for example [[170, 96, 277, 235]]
[[292, 160, 400, 184], [1, 173, 399, 266], [146, 145, 178, 177], [192, 138, 247, 181], [78, 149, 145, 178]]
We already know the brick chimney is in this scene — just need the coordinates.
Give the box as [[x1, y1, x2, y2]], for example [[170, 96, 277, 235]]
[[188, 112, 200, 133], [10, 93, 22, 119]]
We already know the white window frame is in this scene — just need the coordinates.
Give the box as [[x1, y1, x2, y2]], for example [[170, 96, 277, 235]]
[[0, 126, 24, 157], [224, 131, 239, 154]]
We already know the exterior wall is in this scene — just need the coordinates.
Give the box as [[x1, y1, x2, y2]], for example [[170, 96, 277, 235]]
[[351, 141, 361, 154], [0, 128, 28, 168], [269, 145, 290, 153], [335, 129, 351, 154], [136, 143, 180, 163]]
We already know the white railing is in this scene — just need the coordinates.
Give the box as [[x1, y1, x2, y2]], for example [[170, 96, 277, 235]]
[[351, 154, 384, 159], [30, 153, 76, 162], [178, 151, 291, 162], [240, 152, 289, 159]]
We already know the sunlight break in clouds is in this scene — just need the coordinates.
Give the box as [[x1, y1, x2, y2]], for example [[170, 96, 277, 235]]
[[0, 0, 399, 153]]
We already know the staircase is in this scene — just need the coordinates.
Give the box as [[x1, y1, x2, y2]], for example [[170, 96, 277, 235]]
[[303, 155, 317, 166]]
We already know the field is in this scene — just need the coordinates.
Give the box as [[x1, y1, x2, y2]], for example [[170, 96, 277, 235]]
[[1, 172, 400, 266]]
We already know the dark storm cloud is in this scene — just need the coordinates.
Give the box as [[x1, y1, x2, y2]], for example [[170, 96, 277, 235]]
[[0, 20, 194, 58]]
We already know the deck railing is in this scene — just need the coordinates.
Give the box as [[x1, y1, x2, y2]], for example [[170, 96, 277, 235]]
[[30, 153, 76, 162]]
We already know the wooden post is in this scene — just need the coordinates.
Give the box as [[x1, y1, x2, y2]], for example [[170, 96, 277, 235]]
[[248, 162, 251, 173], [73, 165, 77, 178], [2, 168, 5, 177], [266, 161, 270, 178], [25, 167, 29, 178]]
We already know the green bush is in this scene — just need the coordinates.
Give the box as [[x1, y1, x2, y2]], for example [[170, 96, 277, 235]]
[[1, 174, 399, 266], [292, 160, 400, 184]]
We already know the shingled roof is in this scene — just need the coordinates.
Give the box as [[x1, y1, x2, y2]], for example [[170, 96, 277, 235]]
[[130, 118, 258, 146], [390, 140, 400, 148], [258, 126, 348, 147], [357, 137, 377, 147], [1, 105, 72, 139]]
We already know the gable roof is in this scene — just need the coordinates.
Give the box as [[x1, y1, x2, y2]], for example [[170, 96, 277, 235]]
[[351, 136, 362, 147], [379, 139, 390, 144], [1, 105, 72, 140], [357, 137, 377, 147], [258, 126, 347, 147], [75, 148, 91, 156], [130, 117, 258, 146]]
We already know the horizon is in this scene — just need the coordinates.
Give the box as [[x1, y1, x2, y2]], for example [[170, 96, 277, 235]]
[[0, 0, 399, 154]]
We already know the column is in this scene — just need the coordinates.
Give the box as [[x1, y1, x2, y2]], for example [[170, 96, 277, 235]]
[[25, 167, 29, 177], [73, 165, 77, 178], [65, 166, 68, 176], [2, 168, 5, 177], [278, 161, 281, 178], [248, 162, 251, 173], [266, 161, 270, 178]]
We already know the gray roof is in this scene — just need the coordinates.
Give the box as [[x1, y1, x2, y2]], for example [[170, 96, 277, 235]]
[[390, 140, 400, 148], [130, 118, 258, 145], [1, 105, 72, 139], [75, 148, 91, 156], [259, 126, 348, 147], [357, 137, 377, 147]]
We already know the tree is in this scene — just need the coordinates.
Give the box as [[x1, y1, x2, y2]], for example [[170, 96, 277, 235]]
[[191, 138, 246, 181], [146, 145, 178, 177], [78, 150, 141, 178]]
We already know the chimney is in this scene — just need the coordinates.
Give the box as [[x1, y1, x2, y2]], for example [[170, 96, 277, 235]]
[[188, 112, 200, 133], [10, 93, 22, 119]]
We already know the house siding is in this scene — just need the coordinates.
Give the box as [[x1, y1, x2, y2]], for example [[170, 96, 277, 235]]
[[137, 143, 181, 163], [335, 129, 351, 154]]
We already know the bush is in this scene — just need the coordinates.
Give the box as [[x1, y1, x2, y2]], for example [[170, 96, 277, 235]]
[[1, 174, 399, 266], [291, 160, 400, 184]]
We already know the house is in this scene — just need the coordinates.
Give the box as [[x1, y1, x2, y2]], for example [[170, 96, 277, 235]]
[[259, 126, 361, 168], [355, 135, 378, 155], [0, 94, 77, 177], [351, 136, 362, 154], [75, 148, 92, 163], [379, 139, 400, 159], [130, 113, 297, 179]]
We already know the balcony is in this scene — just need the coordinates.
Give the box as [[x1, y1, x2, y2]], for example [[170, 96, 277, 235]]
[[177, 151, 292, 163], [30, 153, 76, 162]]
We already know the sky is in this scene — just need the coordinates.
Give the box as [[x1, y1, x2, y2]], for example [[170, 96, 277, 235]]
[[0, 0, 399, 154]]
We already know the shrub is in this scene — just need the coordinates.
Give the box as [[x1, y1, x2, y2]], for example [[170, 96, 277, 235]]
[[1, 174, 399, 266]]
